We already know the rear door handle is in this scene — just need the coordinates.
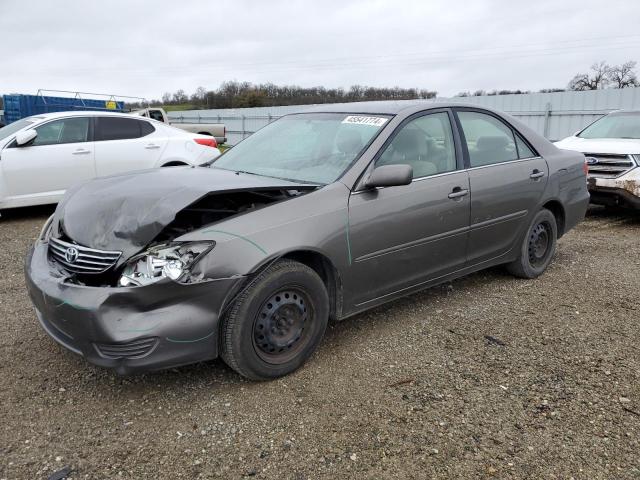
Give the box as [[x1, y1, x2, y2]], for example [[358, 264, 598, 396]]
[[448, 187, 469, 199], [72, 149, 91, 155], [530, 170, 545, 179], [145, 144, 161, 150]]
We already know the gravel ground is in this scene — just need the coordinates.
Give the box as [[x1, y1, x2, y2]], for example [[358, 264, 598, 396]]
[[1, 206, 639, 479]]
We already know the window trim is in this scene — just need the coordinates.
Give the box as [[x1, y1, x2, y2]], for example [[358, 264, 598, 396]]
[[354, 108, 463, 190], [452, 107, 540, 169], [7, 115, 93, 148]]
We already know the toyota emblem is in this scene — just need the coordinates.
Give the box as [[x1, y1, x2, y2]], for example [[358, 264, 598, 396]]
[[65, 246, 79, 263]]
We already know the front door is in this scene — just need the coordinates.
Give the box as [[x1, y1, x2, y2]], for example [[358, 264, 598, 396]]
[[0, 116, 95, 206], [347, 110, 470, 307]]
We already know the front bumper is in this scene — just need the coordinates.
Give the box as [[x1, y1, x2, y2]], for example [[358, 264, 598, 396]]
[[588, 170, 640, 209], [25, 242, 245, 374]]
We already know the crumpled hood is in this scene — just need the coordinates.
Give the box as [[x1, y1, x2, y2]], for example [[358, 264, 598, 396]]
[[555, 136, 640, 155], [52, 166, 310, 259]]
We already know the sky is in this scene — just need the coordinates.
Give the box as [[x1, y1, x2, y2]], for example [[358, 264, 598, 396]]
[[1, 0, 640, 101]]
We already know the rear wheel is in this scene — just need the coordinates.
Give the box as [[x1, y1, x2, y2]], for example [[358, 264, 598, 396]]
[[220, 260, 329, 380], [506, 209, 557, 279]]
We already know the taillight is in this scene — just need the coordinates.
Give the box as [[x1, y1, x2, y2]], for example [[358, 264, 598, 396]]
[[582, 159, 589, 175], [194, 138, 217, 148]]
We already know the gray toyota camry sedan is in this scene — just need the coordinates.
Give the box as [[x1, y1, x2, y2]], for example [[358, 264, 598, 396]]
[[25, 102, 589, 380]]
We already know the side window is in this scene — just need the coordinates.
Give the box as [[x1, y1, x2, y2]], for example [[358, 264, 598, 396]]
[[457, 111, 517, 167], [376, 112, 456, 178], [515, 134, 536, 158], [148, 110, 164, 122], [140, 121, 155, 136], [97, 117, 150, 141], [32, 118, 89, 146]]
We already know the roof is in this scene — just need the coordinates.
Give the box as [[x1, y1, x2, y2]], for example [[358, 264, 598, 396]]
[[608, 109, 640, 115], [24, 110, 136, 120], [302, 100, 435, 114], [300, 100, 489, 115]]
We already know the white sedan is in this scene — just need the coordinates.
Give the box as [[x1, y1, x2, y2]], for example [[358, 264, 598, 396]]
[[0, 111, 221, 210]]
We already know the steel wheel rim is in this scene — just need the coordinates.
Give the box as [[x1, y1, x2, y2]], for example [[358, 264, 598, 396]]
[[252, 287, 314, 364], [528, 221, 552, 268]]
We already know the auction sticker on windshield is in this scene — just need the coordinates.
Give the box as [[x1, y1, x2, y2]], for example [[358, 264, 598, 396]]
[[342, 116, 388, 127]]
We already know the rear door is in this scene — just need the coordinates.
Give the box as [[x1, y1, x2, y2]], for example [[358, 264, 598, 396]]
[[454, 108, 548, 265], [94, 117, 167, 176], [347, 110, 470, 306], [0, 116, 95, 204]]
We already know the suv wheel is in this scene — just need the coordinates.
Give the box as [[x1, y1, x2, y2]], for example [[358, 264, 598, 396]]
[[220, 260, 329, 380]]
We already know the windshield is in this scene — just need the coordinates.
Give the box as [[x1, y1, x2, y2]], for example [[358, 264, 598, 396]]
[[578, 112, 640, 139], [211, 113, 391, 184], [0, 118, 36, 142]]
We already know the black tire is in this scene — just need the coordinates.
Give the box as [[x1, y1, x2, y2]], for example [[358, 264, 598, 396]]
[[220, 259, 329, 380], [506, 209, 558, 279]]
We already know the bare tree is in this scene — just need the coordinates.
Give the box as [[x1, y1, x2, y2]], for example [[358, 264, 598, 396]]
[[568, 61, 611, 90], [608, 61, 639, 88], [194, 86, 207, 100], [172, 89, 188, 104], [161, 92, 172, 104]]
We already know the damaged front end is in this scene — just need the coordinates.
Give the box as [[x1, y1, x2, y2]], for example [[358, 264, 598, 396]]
[[588, 157, 640, 209], [47, 167, 316, 288], [25, 167, 318, 373], [25, 240, 244, 374]]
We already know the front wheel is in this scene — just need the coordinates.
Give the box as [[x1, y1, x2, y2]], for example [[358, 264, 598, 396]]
[[220, 260, 329, 380], [506, 209, 558, 279]]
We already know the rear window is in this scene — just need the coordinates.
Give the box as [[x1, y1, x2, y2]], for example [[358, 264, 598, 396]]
[[148, 110, 165, 122], [140, 121, 155, 136], [97, 117, 154, 141]]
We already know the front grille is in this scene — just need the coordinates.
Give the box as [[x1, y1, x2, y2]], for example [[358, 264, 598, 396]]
[[585, 153, 637, 178], [94, 337, 158, 359], [49, 237, 121, 274]]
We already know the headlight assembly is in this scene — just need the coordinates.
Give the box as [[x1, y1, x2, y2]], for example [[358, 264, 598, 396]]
[[118, 241, 214, 287], [39, 215, 54, 242]]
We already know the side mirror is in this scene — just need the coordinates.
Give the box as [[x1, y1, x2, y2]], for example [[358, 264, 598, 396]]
[[364, 164, 413, 189], [15, 129, 37, 146]]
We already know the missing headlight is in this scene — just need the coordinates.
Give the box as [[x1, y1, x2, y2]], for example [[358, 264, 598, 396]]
[[118, 242, 214, 287]]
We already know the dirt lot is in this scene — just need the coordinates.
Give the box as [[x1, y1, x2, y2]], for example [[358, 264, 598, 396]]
[[1, 206, 639, 479]]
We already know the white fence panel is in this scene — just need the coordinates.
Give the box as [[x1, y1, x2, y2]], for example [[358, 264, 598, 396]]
[[169, 87, 640, 144]]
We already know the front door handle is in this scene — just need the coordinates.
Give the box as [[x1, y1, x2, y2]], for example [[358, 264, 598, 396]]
[[145, 144, 161, 150], [530, 170, 545, 179], [448, 187, 469, 199], [72, 149, 91, 155]]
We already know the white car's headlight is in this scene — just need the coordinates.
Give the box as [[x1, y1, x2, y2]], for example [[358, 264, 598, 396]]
[[119, 242, 214, 287]]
